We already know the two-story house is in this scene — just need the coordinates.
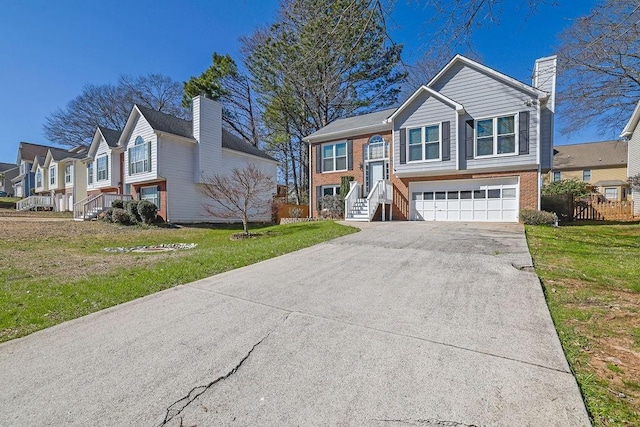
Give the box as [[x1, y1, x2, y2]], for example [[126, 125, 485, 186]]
[[77, 96, 278, 222], [11, 142, 52, 198], [0, 162, 18, 196], [41, 146, 88, 211], [620, 100, 640, 215], [86, 127, 124, 196], [546, 140, 629, 201], [306, 54, 556, 222]]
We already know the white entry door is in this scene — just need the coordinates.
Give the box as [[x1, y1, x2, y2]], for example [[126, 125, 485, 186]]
[[368, 161, 385, 192], [409, 177, 520, 222]]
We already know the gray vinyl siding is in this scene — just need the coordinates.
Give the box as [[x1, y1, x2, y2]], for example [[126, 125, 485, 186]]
[[431, 62, 539, 170], [540, 107, 554, 171], [393, 93, 458, 174]]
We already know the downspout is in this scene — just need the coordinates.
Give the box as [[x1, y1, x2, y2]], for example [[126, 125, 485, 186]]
[[536, 99, 542, 211], [308, 140, 312, 218]]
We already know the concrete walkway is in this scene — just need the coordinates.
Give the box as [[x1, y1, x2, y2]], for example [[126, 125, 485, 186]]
[[0, 222, 590, 426]]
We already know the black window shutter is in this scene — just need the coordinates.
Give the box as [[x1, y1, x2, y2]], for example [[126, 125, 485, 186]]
[[316, 145, 322, 173], [399, 129, 406, 164], [347, 139, 353, 170], [519, 111, 530, 155], [465, 120, 474, 160], [441, 121, 450, 161]]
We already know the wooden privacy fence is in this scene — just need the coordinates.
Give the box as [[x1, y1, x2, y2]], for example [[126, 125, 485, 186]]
[[574, 200, 634, 221]]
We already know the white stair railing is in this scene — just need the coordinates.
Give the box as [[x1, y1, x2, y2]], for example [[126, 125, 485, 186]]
[[344, 181, 362, 219], [74, 193, 133, 220], [366, 179, 393, 221], [16, 195, 53, 211]]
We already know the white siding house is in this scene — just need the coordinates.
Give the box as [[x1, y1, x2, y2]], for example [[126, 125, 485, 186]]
[[113, 96, 278, 223], [620, 100, 640, 215]]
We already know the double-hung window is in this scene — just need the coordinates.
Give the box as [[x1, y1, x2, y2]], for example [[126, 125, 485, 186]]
[[408, 124, 440, 162], [97, 156, 109, 181], [87, 162, 94, 185], [553, 171, 561, 182], [582, 169, 591, 181], [129, 136, 151, 175], [49, 166, 56, 185], [322, 142, 347, 172], [65, 164, 72, 184], [36, 170, 42, 188], [476, 115, 517, 157], [140, 186, 160, 208]]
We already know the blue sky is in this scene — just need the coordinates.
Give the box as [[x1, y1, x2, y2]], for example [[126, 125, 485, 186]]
[[0, 0, 605, 164]]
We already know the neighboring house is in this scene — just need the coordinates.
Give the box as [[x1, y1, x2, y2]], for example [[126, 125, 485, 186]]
[[86, 127, 124, 196], [79, 96, 277, 222], [41, 146, 88, 211], [306, 54, 557, 222], [546, 140, 629, 201], [11, 142, 51, 198], [620, 99, 640, 215], [0, 162, 19, 196]]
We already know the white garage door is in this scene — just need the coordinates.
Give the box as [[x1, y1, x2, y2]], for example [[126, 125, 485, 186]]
[[410, 177, 519, 222]]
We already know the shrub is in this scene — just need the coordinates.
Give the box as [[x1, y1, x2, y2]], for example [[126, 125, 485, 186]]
[[542, 179, 592, 198], [137, 200, 158, 224], [111, 199, 125, 209], [519, 209, 557, 225], [126, 200, 141, 223], [340, 176, 354, 201], [288, 206, 303, 218], [320, 195, 343, 219], [101, 207, 114, 222], [111, 208, 132, 225]]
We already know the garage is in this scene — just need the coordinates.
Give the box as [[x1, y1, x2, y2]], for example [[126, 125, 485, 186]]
[[409, 177, 519, 222]]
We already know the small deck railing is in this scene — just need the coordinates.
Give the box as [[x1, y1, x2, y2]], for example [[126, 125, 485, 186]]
[[16, 195, 54, 211], [74, 193, 133, 220]]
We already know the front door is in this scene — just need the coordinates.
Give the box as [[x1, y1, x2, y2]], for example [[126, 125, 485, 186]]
[[368, 161, 385, 194]]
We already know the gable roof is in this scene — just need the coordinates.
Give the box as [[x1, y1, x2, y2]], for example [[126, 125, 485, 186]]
[[130, 105, 274, 161], [17, 142, 53, 164], [98, 127, 122, 148], [385, 85, 465, 123], [221, 129, 276, 161], [0, 162, 17, 172], [305, 108, 396, 143], [136, 105, 194, 139], [620, 99, 640, 138], [428, 54, 548, 99], [553, 140, 627, 170]]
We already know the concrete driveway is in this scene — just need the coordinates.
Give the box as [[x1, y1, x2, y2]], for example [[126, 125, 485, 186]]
[[0, 222, 590, 426]]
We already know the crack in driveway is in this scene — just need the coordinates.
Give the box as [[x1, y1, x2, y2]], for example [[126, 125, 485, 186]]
[[374, 418, 479, 426], [158, 313, 291, 426]]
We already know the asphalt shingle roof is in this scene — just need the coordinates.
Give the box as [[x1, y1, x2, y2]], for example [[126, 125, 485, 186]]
[[98, 127, 123, 148], [0, 162, 17, 172], [306, 108, 396, 140], [553, 140, 627, 169], [17, 142, 52, 163], [136, 105, 275, 161]]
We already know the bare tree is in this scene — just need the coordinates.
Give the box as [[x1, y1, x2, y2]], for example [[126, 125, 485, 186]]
[[199, 163, 275, 235], [44, 74, 189, 146], [557, 0, 640, 135]]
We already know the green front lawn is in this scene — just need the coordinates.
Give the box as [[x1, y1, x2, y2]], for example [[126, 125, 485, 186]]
[[0, 220, 357, 343], [526, 223, 640, 426]]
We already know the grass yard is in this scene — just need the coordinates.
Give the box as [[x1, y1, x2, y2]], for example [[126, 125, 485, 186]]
[[0, 216, 357, 343], [526, 223, 640, 426]]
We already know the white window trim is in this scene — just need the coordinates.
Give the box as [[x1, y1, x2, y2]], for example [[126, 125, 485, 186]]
[[582, 169, 591, 181], [140, 185, 160, 207], [129, 139, 151, 175], [604, 187, 618, 199], [321, 185, 340, 196], [65, 164, 72, 184], [35, 169, 42, 188], [474, 113, 519, 159], [87, 162, 94, 185], [321, 141, 348, 173], [96, 155, 109, 181], [407, 123, 442, 163], [49, 166, 56, 186], [553, 171, 561, 182]]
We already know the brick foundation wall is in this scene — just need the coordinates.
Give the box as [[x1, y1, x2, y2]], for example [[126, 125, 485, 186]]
[[310, 130, 392, 217], [390, 170, 539, 221]]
